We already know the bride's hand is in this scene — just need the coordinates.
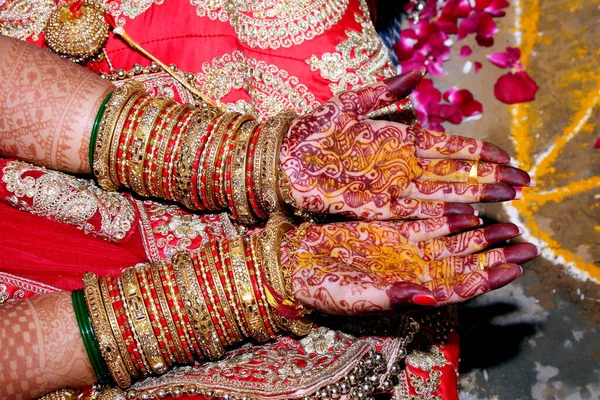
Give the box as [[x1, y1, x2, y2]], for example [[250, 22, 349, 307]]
[[280, 69, 533, 220], [284, 216, 538, 315]]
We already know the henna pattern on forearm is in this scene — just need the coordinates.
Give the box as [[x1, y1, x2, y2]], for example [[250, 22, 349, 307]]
[[0, 36, 113, 173], [0, 292, 95, 399]]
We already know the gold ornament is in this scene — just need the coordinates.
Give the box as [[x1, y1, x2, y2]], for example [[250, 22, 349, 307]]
[[43, 1, 109, 62]]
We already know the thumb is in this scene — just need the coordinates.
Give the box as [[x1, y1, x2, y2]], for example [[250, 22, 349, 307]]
[[337, 68, 425, 116]]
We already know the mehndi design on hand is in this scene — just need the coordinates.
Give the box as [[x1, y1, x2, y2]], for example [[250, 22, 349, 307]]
[[280, 69, 534, 220]]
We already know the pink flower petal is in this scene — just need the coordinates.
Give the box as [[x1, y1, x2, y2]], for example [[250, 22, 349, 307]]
[[474, 61, 483, 73], [476, 13, 498, 38], [460, 45, 472, 57], [506, 46, 522, 62], [487, 51, 512, 68], [461, 98, 483, 116], [476, 35, 494, 47], [485, 0, 510, 16], [494, 71, 539, 104]]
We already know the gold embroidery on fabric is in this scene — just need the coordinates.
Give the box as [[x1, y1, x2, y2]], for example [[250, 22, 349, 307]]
[[226, 0, 349, 50], [406, 345, 450, 372], [190, 0, 229, 22], [2, 161, 135, 241], [102, 0, 164, 26], [407, 370, 442, 400], [0, 0, 56, 41], [0, 272, 58, 305], [307, 0, 395, 94], [195, 51, 319, 119]]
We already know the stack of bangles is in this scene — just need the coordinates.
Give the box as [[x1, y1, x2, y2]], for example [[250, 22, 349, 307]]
[[73, 216, 312, 388], [90, 82, 298, 223]]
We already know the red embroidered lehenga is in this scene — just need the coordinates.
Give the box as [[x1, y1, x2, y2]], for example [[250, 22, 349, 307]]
[[0, 1, 460, 398]]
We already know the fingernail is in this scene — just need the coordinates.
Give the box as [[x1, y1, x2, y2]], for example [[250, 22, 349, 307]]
[[384, 69, 424, 99], [481, 142, 511, 164], [503, 243, 539, 264], [412, 294, 438, 306], [488, 263, 523, 290], [444, 203, 475, 216], [481, 184, 517, 202], [530, 178, 537, 187], [387, 283, 436, 309], [483, 223, 521, 244], [515, 187, 523, 200], [448, 214, 481, 233], [497, 166, 531, 186]]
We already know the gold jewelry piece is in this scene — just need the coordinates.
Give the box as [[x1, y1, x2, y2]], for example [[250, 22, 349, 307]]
[[468, 160, 479, 183], [43, 1, 109, 62], [258, 111, 297, 216], [175, 114, 209, 210], [203, 244, 244, 343], [248, 235, 280, 337], [99, 276, 140, 379], [128, 98, 167, 196], [82, 272, 132, 388], [120, 96, 152, 189], [260, 214, 313, 336], [144, 100, 177, 197], [205, 113, 239, 210], [286, 221, 315, 255], [228, 236, 270, 342], [93, 82, 143, 191], [477, 253, 487, 271], [149, 262, 187, 364], [120, 268, 167, 374], [217, 241, 249, 338], [172, 252, 225, 360], [108, 90, 147, 189], [230, 120, 259, 224], [167, 110, 197, 202]]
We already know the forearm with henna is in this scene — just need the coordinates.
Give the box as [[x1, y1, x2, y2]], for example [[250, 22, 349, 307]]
[[0, 292, 95, 399], [0, 35, 113, 174]]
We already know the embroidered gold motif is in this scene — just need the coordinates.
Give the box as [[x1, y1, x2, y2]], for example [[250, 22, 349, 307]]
[[190, 0, 229, 22], [407, 370, 443, 400], [307, 0, 395, 94], [102, 0, 164, 26], [227, 0, 349, 50], [0, 0, 56, 41], [406, 345, 450, 372], [195, 51, 319, 119], [2, 160, 135, 241]]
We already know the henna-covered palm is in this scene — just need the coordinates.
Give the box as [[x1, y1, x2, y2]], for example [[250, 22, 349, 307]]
[[284, 216, 538, 315], [280, 69, 534, 220]]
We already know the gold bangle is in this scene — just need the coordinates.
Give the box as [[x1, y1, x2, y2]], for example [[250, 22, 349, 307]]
[[98, 276, 140, 379], [82, 272, 132, 388], [120, 96, 152, 189], [468, 160, 479, 183], [171, 251, 225, 360], [166, 110, 196, 202], [128, 98, 167, 196], [217, 240, 249, 338], [230, 120, 259, 225], [109, 91, 148, 190], [248, 235, 280, 337], [149, 261, 188, 364], [218, 114, 254, 208], [158, 260, 196, 363], [203, 243, 244, 344], [93, 82, 143, 191], [175, 113, 210, 210], [228, 236, 269, 342], [258, 111, 297, 216], [137, 264, 175, 366], [205, 112, 239, 210], [120, 267, 167, 374], [155, 104, 191, 199], [260, 214, 313, 336]]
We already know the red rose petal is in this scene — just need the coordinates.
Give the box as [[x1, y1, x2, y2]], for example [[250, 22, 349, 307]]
[[595, 136, 600, 148], [487, 51, 512, 68], [460, 45, 473, 57], [494, 71, 539, 104], [474, 61, 483, 73]]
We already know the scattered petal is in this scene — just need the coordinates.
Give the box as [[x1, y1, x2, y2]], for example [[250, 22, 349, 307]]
[[460, 45, 473, 57], [474, 61, 483, 73], [487, 46, 522, 68], [494, 71, 539, 104], [595, 136, 600, 148]]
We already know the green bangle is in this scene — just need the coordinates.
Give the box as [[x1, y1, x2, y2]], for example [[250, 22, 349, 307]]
[[72, 290, 111, 384], [89, 91, 114, 168]]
